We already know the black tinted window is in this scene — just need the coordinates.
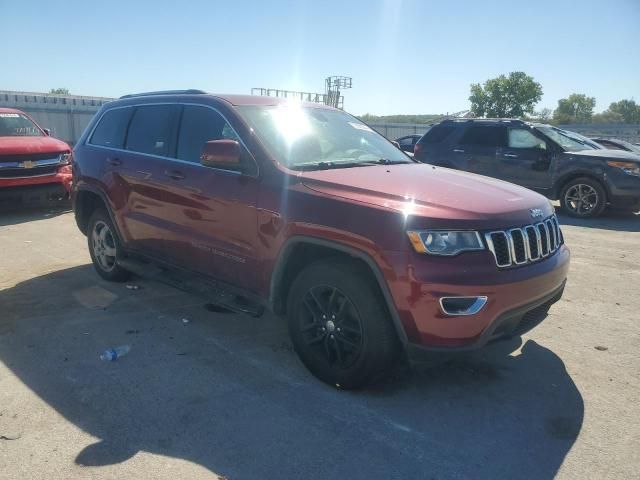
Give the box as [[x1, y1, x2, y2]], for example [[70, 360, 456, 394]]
[[177, 106, 238, 163], [125, 105, 180, 157], [459, 125, 506, 147], [90, 108, 132, 148], [421, 125, 455, 144], [398, 137, 414, 146]]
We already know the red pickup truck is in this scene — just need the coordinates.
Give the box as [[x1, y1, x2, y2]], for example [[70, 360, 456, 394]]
[[0, 108, 72, 208]]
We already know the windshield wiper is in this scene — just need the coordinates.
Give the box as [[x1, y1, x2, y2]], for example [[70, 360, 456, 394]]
[[373, 158, 412, 165], [290, 161, 375, 171]]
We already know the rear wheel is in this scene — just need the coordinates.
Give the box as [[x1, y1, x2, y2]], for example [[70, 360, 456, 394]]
[[287, 259, 398, 389], [87, 209, 131, 282], [560, 177, 606, 218]]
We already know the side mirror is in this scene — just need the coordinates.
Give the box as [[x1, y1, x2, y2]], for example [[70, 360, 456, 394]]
[[43, 128, 51, 136], [200, 140, 242, 170], [391, 140, 401, 149]]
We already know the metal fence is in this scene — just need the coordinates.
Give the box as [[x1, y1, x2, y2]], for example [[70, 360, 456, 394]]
[[367, 123, 432, 140], [0, 90, 112, 145]]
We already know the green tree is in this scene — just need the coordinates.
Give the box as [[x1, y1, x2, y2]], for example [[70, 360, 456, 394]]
[[592, 110, 625, 124], [552, 94, 596, 124], [469, 71, 542, 118], [607, 99, 640, 123], [49, 88, 70, 95]]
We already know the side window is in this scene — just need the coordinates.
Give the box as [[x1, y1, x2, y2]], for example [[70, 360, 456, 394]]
[[90, 108, 132, 148], [398, 137, 413, 147], [459, 125, 506, 147], [125, 105, 180, 157], [177, 106, 240, 163], [422, 125, 455, 144], [508, 129, 546, 149]]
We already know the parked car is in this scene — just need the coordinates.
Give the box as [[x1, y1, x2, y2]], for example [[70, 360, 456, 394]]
[[72, 91, 570, 388], [414, 119, 640, 217], [591, 137, 640, 154], [394, 134, 422, 153], [0, 108, 72, 208]]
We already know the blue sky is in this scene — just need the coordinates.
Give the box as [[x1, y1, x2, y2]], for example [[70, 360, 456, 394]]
[[3, 0, 639, 115]]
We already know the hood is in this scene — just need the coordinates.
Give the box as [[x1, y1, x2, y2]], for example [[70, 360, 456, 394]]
[[0, 136, 70, 157], [571, 148, 640, 162], [299, 163, 554, 227]]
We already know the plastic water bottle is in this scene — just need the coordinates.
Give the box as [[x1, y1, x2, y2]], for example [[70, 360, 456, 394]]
[[100, 345, 131, 361]]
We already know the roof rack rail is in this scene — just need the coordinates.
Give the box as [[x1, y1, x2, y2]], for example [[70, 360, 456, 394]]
[[119, 89, 207, 99]]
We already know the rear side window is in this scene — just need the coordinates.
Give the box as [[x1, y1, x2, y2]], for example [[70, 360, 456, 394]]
[[90, 108, 132, 148], [421, 125, 456, 144], [459, 125, 506, 147], [177, 106, 239, 163], [420, 125, 456, 143], [125, 105, 180, 157]]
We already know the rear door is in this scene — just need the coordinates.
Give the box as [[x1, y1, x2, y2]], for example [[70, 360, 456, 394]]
[[496, 128, 554, 190], [451, 124, 506, 176]]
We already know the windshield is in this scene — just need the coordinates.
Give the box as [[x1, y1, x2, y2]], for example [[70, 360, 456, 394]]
[[536, 126, 598, 152], [236, 105, 412, 170], [0, 112, 44, 137]]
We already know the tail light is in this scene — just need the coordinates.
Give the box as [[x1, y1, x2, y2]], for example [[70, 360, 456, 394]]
[[413, 142, 423, 155]]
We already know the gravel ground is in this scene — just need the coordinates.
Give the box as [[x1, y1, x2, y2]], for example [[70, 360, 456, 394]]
[[0, 207, 638, 480]]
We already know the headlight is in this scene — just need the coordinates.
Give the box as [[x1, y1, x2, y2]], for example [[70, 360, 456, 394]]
[[407, 230, 485, 256], [607, 161, 640, 177], [59, 152, 72, 165]]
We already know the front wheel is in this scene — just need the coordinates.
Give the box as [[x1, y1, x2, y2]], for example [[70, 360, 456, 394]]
[[560, 177, 606, 218], [87, 209, 131, 282], [287, 259, 399, 389]]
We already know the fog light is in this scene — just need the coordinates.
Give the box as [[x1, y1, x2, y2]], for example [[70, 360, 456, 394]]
[[440, 296, 487, 316]]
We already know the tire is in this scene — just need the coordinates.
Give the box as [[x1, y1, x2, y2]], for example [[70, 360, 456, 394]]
[[87, 208, 131, 282], [560, 177, 606, 218], [287, 258, 399, 389]]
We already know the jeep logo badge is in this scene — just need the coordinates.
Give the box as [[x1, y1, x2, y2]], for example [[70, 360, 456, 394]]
[[529, 208, 544, 219]]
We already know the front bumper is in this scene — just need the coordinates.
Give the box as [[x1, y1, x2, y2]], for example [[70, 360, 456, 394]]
[[605, 169, 640, 208], [0, 166, 72, 209], [0, 174, 71, 209], [382, 244, 570, 350]]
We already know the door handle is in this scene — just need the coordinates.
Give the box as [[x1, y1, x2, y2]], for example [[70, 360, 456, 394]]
[[106, 157, 121, 166], [164, 170, 185, 180], [452, 148, 465, 153], [503, 153, 519, 158]]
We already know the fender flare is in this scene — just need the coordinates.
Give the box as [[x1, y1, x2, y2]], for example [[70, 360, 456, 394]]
[[269, 236, 409, 347], [553, 170, 610, 200], [74, 184, 125, 242]]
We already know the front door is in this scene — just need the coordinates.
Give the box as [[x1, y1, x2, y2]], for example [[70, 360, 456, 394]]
[[160, 104, 259, 291]]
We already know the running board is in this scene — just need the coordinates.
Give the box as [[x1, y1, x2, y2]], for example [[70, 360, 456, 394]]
[[117, 257, 264, 317]]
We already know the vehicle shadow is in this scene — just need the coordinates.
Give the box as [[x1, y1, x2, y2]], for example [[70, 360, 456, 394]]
[[0, 205, 71, 227], [557, 209, 640, 232], [0, 265, 583, 479]]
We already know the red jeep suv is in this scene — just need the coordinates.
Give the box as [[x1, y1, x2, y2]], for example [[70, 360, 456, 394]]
[[72, 90, 570, 388], [0, 108, 72, 207]]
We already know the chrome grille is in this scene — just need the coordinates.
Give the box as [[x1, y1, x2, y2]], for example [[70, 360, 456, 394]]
[[485, 215, 564, 268]]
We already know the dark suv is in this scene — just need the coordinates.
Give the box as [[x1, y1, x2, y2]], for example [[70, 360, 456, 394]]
[[414, 119, 640, 217], [72, 91, 570, 388]]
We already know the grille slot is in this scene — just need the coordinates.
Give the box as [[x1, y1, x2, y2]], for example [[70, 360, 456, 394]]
[[0, 165, 58, 178], [485, 214, 563, 269], [524, 226, 539, 260], [489, 232, 511, 267], [508, 229, 527, 264], [537, 223, 549, 256]]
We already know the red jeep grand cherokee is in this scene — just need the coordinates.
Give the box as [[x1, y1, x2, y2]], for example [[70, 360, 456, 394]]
[[0, 108, 72, 208], [72, 90, 570, 388]]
